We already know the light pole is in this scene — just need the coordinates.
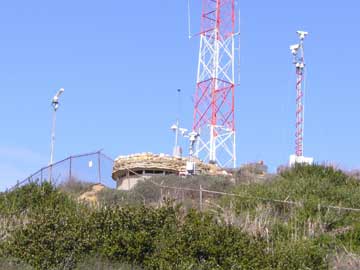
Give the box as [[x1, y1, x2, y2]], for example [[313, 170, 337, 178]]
[[49, 88, 64, 182]]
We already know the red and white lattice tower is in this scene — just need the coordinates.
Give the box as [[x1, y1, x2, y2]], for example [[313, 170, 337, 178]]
[[192, 0, 237, 168], [290, 31, 308, 157]]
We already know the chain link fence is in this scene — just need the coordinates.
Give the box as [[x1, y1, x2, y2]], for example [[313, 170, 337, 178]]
[[9, 151, 115, 191]]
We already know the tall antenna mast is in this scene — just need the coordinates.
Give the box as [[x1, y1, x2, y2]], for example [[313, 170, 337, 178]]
[[192, 0, 237, 168], [290, 31, 308, 157]]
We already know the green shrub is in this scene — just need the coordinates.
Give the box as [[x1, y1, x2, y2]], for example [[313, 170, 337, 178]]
[[97, 188, 134, 205], [2, 167, 360, 270], [271, 239, 329, 270], [3, 184, 93, 269], [0, 182, 56, 216], [231, 165, 360, 232]]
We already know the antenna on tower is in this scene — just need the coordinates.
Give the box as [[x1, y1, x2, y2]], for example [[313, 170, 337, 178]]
[[289, 30, 313, 166], [235, 4, 241, 85], [187, 0, 192, 39]]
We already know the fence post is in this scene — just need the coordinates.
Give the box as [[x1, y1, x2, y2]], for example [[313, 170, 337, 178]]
[[69, 156, 72, 181], [200, 185, 203, 211], [160, 187, 163, 207], [49, 164, 53, 184], [98, 152, 102, 184]]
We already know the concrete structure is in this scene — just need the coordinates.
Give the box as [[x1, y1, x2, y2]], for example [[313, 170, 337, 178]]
[[112, 153, 228, 190], [289, 154, 314, 167]]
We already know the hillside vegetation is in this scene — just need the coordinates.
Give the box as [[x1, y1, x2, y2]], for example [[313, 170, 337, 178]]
[[1, 165, 360, 269]]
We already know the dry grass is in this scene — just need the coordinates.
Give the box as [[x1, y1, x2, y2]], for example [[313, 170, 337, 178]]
[[330, 252, 360, 270], [0, 258, 33, 270]]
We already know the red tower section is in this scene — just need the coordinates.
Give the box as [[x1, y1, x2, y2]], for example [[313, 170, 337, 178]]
[[193, 0, 237, 168]]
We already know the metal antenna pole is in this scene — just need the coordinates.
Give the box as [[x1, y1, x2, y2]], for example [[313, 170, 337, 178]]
[[50, 108, 57, 166], [290, 31, 308, 157], [49, 88, 64, 182], [171, 89, 186, 157], [187, 0, 192, 39], [175, 89, 181, 151]]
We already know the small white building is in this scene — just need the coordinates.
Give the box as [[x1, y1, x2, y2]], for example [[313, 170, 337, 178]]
[[289, 155, 314, 167]]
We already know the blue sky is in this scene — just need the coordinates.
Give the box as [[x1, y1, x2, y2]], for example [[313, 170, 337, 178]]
[[1, 0, 359, 190]]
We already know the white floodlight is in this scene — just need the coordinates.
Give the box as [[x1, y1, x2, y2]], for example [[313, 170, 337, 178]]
[[171, 124, 178, 131], [297, 30, 308, 40], [188, 131, 200, 163], [56, 88, 65, 97], [296, 62, 305, 69], [189, 131, 199, 142], [52, 88, 65, 110], [290, 44, 300, 55], [179, 128, 188, 136], [52, 88, 64, 102]]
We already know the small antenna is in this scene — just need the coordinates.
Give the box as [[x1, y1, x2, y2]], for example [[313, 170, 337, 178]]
[[177, 88, 181, 121], [237, 7, 241, 85], [187, 0, 192, 39], [171, 89, 184, 157]]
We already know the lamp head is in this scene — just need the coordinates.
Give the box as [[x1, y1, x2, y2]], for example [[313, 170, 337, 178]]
[[52, 88, 64, 102], [179, 128, 188, 136], [171, 124, 178, 131], [51, 88, 64, 110], [290, 44, 300, 55], [189, 131, 199, 142], [297, 30, 308, 40]]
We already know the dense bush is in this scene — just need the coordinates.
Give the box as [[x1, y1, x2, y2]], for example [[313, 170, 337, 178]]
[[1, 165, 360, 269], [226, 164, 360, 258], [0, 256, 142, 270], [0, 182, 58, 216], [270, 239, 329, 270], [1, 183, 92, 269], [97, 188, 137, 205], [231, 165, 360, 225], [233, 164, 360, 205], [98, 175, 234, 207]]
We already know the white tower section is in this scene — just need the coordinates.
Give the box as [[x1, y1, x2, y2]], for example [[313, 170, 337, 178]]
[[193, 0, 237, 168]]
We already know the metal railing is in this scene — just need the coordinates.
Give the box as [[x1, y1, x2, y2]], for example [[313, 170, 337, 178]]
[[9, 150, 116, 191]]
